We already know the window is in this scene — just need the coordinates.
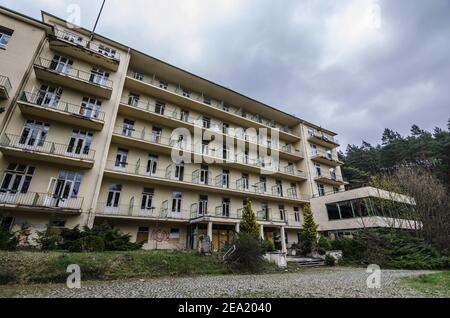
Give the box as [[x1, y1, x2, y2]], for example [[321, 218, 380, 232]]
[[106, 184, 122, 211], [276, 180, 283, 196], [203, 96, 211, 105], [122, 119, 135, 137], [353, 199, 369, 217], [67, 130, 93, 155], [259, 176, 267, 193], [115, 148, 128, 169], [50, 219, 66, 228], [201, 141, 210, 155], [0, 26, 13, 49], [326, 149, 333, 160], [310, 144, 318, 155], [175, 161, 184, 181], [159, 80, 168, 90], [128, 93, 140, 107], [170, 228, 180, 239], [0, 164, 35, 195], [222, 198, 230, 217], [97, 44, 116, 59], [136, 227, 149, 244], [200, 165, 209, 185], [182, 89, 190, 98], [202, 116, 211, 129], [0, 216, 14, 231], [141, 187, 154, 211], [90, 68, 110, 86], [221, 170, 230, 188], [35, 85, 62, 108], [171, 192, 182, 213], [199, 195, 208, 215], [61, 30, 82, 44], [151, 127, 162, 143], [317, 183, 325, 197], [147, 154, 158, 176], [19, 120, 50, 147], [294, 207, 301, 223], [330, 168, 337, 180], [338, 201, 354, 219], [133, 72, 144, 81], [81, 97, 101, 118], [155, 101, 165, 115], [279, 205, 285, 221], [261, 203, 269, 220], [48, 171, 83, 208], [242, 173, 249, 190], [50, 55, 73, 74], [326, 203, 341, 220], [315, 163, 322, 177], [180, 109, 189, 122], [222, 123, 230, 135]]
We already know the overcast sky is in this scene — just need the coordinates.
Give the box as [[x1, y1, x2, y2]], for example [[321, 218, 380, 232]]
[[1, 0, 449, 150]]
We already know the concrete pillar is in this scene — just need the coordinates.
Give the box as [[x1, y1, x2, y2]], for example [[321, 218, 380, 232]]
[[260, 224, 264, 240], [235, 222, 240, 233], [207, 222, 213, 241], [280, 226, 287, 254]]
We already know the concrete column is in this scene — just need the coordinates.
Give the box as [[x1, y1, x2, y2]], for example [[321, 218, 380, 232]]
[[280, 226, 287, 254], [260, 224, 264, 240], [207, 222, 213, 241], [235, 222, 240, 233]]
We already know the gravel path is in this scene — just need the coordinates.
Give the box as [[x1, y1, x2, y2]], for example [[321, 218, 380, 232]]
[[13, 267, 432, 298]]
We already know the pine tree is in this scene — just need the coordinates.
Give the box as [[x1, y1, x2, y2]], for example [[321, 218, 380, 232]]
[[240, 199, 260, 238], [301, 204, 319, 255]]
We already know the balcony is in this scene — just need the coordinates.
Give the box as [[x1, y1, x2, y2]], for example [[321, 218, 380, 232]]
[[0, 134, 95, 168], [49, 29, 120, 71], [310, 149, 343, 167], [314, 172, 347, 187], [111, 127, 307, 180], [118, 97, 304, 161], [0, 75, 12, 99], [18, 92, 105, 131], [189, 204, 242, 222], [33, 57, 113, 99], [103, 160, 309, 204], [95, 201, 190, 222], [124, 71, 301, 143], [256, 208, 288, 225], [0, 191, 83, 213], [308, 130, 340, 148]]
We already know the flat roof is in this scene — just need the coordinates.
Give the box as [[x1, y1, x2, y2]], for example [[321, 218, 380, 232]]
[[5, 6, 337, 136]]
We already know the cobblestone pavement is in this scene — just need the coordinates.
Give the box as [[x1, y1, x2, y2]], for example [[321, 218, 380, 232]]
[[13, 267, 432, 298]]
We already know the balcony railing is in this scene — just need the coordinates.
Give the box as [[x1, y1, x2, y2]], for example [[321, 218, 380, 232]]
[[105, 160, 309, 201], [311, 149, 340, 162], [127, 70, 297, 136], [0, 75, 12, 98], [53, 29, 121, 61], [0, 191, 83, 211], [113, 127, 306, 179], [96, 202, 190, 220], [308, 130, 339, 146], [35, 57, 114, 89], [20, 91, 106, 122], [120, 97, 302, 157], [0, 134, 96, 161]]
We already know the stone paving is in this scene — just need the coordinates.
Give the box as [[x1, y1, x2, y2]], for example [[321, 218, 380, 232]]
[[13, 267, 432, 298]]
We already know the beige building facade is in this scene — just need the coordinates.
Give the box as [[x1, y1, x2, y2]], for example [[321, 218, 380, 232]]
[[1, 6, 378, 253]]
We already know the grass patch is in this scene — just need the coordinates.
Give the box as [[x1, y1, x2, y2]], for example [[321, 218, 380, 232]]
[[404, 271, 450, 297], [0, 251, 294, 285]]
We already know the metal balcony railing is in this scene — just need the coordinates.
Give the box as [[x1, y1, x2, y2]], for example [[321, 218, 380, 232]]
[[0, 191, 83, 211], [308, 130, 339, 145], [0, 75, 12, 97], [20, 91, 106, 122], [35, 57, 113, 89], [311, 149, 340, 162], [105, 160, 309, 201], [126, 70, 297, 136], [53, 29, 121, 61], [0, 134, 96, 161], [96, 202, 190, 220]]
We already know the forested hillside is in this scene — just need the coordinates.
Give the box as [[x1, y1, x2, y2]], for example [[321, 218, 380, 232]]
[[339, 118, 450, 189]]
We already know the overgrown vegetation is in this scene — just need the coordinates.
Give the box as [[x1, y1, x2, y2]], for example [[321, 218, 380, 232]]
[[36, 224, 142, 252], [239, 199, 260, 239], [0, 227, 18, 251], [300, 204, 319, 256], [331, 229, 449, 270], [404, 271, 450, 298]]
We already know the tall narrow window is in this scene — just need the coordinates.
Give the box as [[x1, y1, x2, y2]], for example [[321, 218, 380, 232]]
[[202, 116, 211, 129], [151, 127, 162, 143], [222, 198, 230, 217], [136, 227, 149, 244], [155, 101, 165, 115], [172, 192, 182, 213], [115, 148, 128, 169], [106, 184, 122, 212], [175, 161, 184, 181], [141, 187, 154, 211], [294, 207, 301, 223], [315, 163, 322, 177], [310, 144, 318, 156], [180, 109, 189, 122], [200, 165, 209, 185], [35, 85, 62, 108], [147, 154, 158, 176], [199, 195, 208, 215], [128, 93, 140, 107], [122, 119, 135, 137], [317, 183, 325, 197], [222, 170, 230, 188], [279, 205, 285, 221], [242, 173, 249, 190]]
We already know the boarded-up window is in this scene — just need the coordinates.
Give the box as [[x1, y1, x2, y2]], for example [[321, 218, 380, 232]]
[[136, 226, 149, 244]]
